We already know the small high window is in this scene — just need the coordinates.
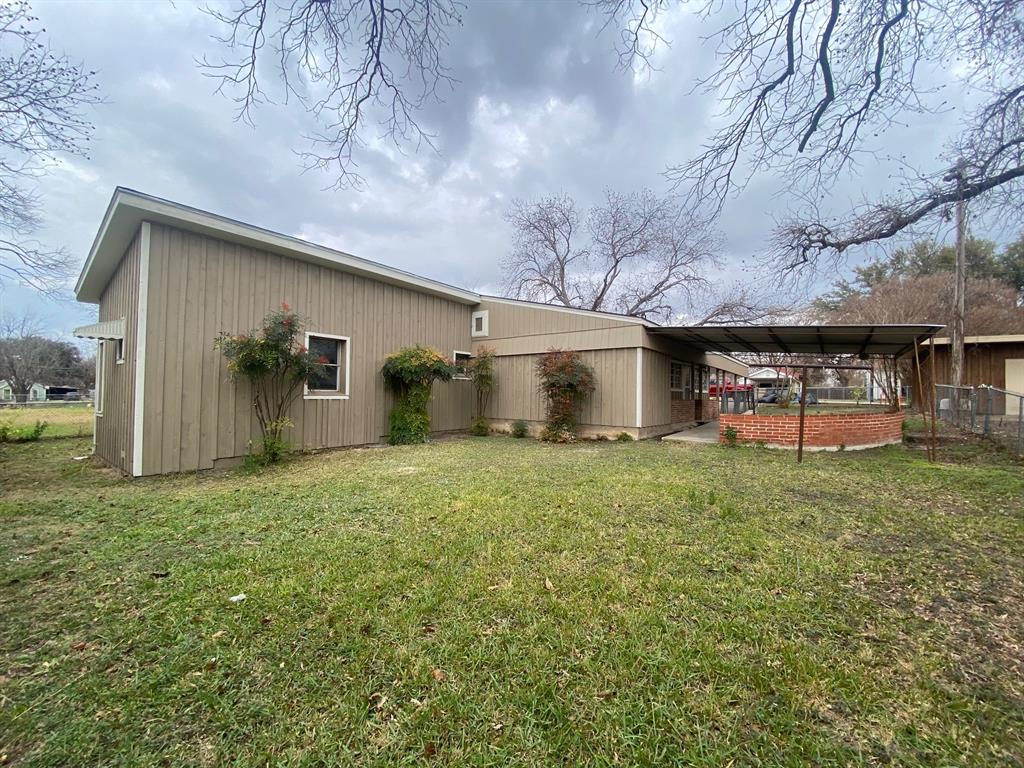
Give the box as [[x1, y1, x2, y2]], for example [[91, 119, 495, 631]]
[[305, 333, 349, 398], [471, 310, 489, 338], [115, 338, 125, 364], [453, 351, 472, 380]]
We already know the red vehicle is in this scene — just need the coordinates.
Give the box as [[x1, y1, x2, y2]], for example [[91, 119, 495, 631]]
[[708, 382, 754, 397]]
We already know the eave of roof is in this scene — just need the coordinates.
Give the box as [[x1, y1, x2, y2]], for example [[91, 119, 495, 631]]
[[648, 324, 945, 357], [74, 188, 482, 305], [924, 334, 1024, 346]]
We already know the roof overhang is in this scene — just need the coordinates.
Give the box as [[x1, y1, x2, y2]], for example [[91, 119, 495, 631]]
[[647, 324, 944, 357], [75, 188, 482, 305], [924, 334, 1024, 346], [73, 318, 125, 340]]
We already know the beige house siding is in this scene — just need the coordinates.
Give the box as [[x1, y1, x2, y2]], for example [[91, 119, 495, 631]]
[[485, 348, 637, 434], [139, 223, 473, 475], [95, 231, 141, 474], [475, 299, 642, 340]]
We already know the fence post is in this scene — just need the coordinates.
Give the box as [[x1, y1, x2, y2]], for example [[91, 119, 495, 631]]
[[1018, 396, 1023, 455], [983, 387, 991, 437]]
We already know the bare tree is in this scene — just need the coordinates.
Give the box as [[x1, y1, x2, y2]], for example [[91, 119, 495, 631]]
[[0, 314, 90, 397], [200, 0, 463, 189], [0, 1, 100, 292], [592, 1, 1024, 277], [503, 189, 731, 323]]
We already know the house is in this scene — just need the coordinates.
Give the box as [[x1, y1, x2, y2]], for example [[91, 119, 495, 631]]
[[745, 367, 795, 391], [0, 381, 47, 403], [915, 334, 1024, 415], [72, 188, 748, 476]]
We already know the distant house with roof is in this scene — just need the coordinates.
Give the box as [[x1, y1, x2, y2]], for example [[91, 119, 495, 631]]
[[0, 381, 47, 403]]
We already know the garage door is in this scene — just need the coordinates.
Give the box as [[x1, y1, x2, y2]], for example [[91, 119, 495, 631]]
[[1006, 359, 1024, 416]]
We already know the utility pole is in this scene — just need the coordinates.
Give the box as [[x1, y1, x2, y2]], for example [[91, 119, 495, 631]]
[[945, 159, 968, 388]]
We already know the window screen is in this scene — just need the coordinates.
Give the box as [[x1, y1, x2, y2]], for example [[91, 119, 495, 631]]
[[308, 335, 343, 392]]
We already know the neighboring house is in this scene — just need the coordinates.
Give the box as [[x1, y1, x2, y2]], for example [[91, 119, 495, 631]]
[[916, 334, 1024, 415], [0, 381, 47, 403], [73, 188, 748, 477], [746, 367, 795, 391]]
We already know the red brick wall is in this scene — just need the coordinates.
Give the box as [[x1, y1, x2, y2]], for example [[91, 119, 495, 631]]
[[719, 411, 904, 449], [701, 399, 720, 421], [671, 395, 695, 423]]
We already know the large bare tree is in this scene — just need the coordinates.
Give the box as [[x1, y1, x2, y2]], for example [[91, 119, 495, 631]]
[[503, 189, 791, 323], [0, 314, 92, 397], [593, 0, 1024, 277], [0, 1, 100, 291], [200, 0, 463, 189]]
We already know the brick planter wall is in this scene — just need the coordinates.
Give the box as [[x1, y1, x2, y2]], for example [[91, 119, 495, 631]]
[[719, 411, 905, 450]]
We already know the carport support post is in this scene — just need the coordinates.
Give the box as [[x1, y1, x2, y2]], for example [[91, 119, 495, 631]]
[[797, 366, 808, 463]]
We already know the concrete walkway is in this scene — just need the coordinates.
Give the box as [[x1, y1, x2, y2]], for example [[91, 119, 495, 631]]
[[662, 420, 720, 444]]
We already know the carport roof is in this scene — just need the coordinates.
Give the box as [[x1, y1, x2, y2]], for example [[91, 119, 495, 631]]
[[647, 324, 944, 357]]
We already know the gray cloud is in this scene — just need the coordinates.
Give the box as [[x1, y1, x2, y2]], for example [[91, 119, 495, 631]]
[[3, 0, 974, 339]]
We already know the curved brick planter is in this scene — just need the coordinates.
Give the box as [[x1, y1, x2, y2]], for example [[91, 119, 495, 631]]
[[719, 411, 905, 451]]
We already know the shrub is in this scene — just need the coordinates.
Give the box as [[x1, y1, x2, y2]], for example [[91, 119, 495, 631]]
[[510, 419, 529, 438], [214, 304, 325, 463], [540, 426, 577, 443], [536, 349, 595, 441], [723, 425, 738, 446], [469, 416, 490, 436], [467, 347, 496, 419], [0, 420, 48, 443], [616, 432, 634, 442], [381, 345, 456, 445]]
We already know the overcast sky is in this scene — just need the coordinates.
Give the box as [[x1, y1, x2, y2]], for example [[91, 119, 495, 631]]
[[3, 0, 974, 340]]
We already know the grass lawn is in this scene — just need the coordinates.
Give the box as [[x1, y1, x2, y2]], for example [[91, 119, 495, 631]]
[[1, 434, 1022, 766], [0, 406, 93, 439]]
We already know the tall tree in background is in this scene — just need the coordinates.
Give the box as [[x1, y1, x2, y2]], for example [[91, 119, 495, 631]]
[[596, 1, 1024, 277], [0, 1, 100, 291], [0, 315, 93, 396], [502, 189, 790, 323]]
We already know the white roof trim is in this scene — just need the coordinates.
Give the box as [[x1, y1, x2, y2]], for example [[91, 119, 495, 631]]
[[924, 334, 1024, 346], [75, 188, 482, 305], [73, 318, 125, 340]]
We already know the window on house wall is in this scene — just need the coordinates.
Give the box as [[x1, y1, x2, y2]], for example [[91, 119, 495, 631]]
[[305, 333, 349, 398], [670, 361, 684, 391], [471, 310, 489, 338], [95, 342, 105, 415], [453, 351, 472, 380], [115, 338, 125, 364]]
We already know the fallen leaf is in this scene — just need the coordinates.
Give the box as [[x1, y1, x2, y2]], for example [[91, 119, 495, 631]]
[[211, 630, 226, 640], [432, 668, 446, 682], [149, 571, 170, 579], [228, 593, 246, 603], [544, 577, 555, 591]]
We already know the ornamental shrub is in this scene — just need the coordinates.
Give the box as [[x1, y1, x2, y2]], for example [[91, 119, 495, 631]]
[[381, 345, 456, 445], [214, 304, 325, 463], [510, 419, 529, 438], [536, 349, 595, 441], [469, 415, 490, 436]]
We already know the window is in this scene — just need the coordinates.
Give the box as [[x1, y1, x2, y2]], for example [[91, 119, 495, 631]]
[[95, 341, 105, 415], [453, 351, 472, 380], [471, 310, 489, 338], [304, 332, 350, 398], [115, 338, 125, 364], [670, 361, 684, 391]]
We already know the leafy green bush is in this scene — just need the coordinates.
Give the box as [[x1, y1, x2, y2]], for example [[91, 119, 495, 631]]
[[214, 304, 325, 463], [510, 419, 529, 438], [723, 425, 738, 446], [616, 432, 634, 442], [0, 420, 48, 443], [467, 347, 496, 419], [469, 416, 490, 436], [536, 349, 595, 442], [381, 346, 456, 445]]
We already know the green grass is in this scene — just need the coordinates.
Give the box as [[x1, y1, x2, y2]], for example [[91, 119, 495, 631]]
[[0, 406, 93, 439], [1, 434, 1022, 766], [755, 403, 891, 415]]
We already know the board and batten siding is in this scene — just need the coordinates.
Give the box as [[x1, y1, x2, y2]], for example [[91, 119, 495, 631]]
[[139, 223, 473, 475], [476, 298, 642, 340], [485, 348, 637, 430], [95, 231, 141, 474]]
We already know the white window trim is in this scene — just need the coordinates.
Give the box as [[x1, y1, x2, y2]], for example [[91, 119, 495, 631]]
[[669, 359, 685, 392], [303, 331, 350, 400], [471, 310, 489, 338], [453, 350, 472, 380]]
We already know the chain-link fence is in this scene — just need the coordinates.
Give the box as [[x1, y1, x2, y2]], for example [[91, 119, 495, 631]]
[[935, 384, 1024, 455], [802, 385, 912, 407], [0, 395, 94, 407]]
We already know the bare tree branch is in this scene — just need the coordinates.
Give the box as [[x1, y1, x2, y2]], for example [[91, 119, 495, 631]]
[[199, 0, 463, 189], [0, 1, 99, 292]]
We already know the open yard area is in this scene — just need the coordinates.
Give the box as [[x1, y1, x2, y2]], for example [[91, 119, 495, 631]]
[[0, 406, 93, 439], [1, 434, 1022, 765]]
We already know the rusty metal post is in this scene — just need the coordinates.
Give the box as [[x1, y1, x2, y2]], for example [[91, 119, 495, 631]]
[[913, 339, 933, 462], [797, 366, 808, 463], [929, 341, 938, 459]]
